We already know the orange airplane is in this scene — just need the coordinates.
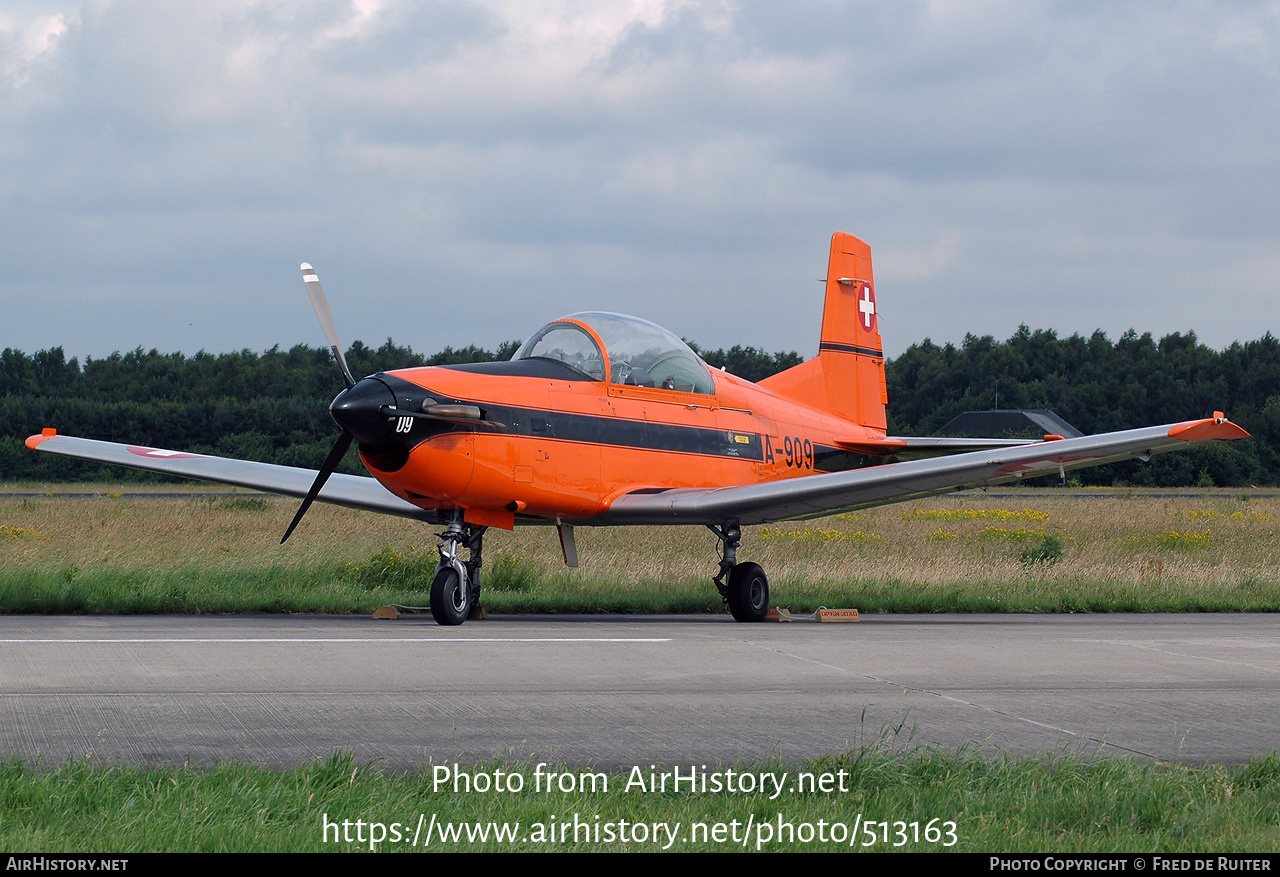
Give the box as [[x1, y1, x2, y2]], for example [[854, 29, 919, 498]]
[[27, 233, 1249, 625]]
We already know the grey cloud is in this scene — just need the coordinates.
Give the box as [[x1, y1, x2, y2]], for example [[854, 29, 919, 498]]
[[315, 0, 503, 73], [0, 1, 1277, 364]]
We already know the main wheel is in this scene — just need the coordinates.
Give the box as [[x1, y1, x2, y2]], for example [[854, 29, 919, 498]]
[[430, 566, 471, 626], [726, 562, 769, 622]]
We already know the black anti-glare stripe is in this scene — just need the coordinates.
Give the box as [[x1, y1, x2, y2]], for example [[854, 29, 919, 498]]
[[819, 342, 884, 357], [377, 373, 763, 462]]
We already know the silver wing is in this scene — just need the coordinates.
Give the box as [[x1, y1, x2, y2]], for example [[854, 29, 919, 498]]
[[25, 433, 432, 521], [592, 415, 1250, 526], [26, 413, 1247, 527]]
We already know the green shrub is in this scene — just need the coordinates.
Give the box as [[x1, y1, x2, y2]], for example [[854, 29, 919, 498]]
[[1019, 533, 1064, 567]]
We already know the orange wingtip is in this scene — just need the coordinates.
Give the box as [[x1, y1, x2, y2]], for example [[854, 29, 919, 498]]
[[1168, 414, 1250, 442], [25, 428, 57, 450]]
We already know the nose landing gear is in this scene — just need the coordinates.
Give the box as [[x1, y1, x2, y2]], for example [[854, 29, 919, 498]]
[[431, 511, 487, 626]]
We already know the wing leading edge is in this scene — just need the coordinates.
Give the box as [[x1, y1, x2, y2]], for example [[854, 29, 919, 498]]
[[593, 414, 1250, 526], [24, 432, 434, 522]]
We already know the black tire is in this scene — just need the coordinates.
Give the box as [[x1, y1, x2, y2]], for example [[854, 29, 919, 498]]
[[430, 566, 471, 626], [726, 562, 769, 622]]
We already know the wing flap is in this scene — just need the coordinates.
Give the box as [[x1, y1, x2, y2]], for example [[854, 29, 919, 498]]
[[594, 415, 1249, 526], [26, 433, 434, 521]]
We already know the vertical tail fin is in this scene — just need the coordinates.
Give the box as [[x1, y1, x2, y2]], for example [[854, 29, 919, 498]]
[[758, 232, 888, 430]]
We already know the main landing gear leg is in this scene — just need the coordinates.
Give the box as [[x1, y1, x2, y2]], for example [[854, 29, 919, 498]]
[[465, 525, 486, 616], [430, 511, 486, 626], [709, 522, 770, 623]]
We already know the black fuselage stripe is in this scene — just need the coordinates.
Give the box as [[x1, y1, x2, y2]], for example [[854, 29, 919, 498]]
[[819, 342, 883, 357], [414, 399, 765, 462], [489, 405, 763, 461]]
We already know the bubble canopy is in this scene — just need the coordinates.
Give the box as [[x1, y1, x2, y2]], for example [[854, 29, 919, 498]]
[[512, 312, 715, 394]]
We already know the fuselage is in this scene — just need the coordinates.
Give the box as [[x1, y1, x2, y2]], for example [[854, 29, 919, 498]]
[[353, 356, 890, 529]]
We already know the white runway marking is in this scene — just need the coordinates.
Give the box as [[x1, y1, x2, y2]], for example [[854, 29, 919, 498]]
[[0, 637, 671, 644]]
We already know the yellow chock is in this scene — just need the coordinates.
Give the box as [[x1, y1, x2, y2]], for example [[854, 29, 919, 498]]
[[766, 607, 861, 623], [371, 605, 400, 620]]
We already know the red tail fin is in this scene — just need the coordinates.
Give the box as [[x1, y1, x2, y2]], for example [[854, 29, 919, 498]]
[[759, 233, 888, 430]]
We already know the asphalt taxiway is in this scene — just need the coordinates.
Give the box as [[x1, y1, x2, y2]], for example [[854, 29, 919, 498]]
[[0, 613, 1275, 768]]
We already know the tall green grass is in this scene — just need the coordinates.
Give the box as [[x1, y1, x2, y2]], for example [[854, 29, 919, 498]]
[[3, 490, 1280, 615], [2, 749, 1278, 851], [4, 561, 1280, 615]]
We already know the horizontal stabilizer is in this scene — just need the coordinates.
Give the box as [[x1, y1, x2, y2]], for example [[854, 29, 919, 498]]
[[834, 435, 1047, 458]]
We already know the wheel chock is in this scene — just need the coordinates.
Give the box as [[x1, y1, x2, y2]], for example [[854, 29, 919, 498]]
[[765, 607, 860, 623], [468, 605, 488, 621], [372, 605, 400, 620]]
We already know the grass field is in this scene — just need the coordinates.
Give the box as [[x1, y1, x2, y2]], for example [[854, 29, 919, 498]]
[[4, 748, 1279, 852], [1, 486, 1278, 615], [4, 487, 1279, 853]]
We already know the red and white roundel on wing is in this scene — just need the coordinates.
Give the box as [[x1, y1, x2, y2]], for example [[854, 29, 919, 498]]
[[127, 446, 206, 459], [857, 282, 877, 333]]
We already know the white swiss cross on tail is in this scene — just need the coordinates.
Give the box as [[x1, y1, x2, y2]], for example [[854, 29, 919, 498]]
[[858, 282, 877, 332]]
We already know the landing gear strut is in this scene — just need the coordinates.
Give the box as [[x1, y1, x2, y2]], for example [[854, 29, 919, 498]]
[[709, 522, 770, 623], [430, 510, 486, 626]]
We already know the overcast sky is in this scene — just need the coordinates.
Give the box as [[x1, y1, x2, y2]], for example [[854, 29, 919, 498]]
[[2, 1, 1278, 362]]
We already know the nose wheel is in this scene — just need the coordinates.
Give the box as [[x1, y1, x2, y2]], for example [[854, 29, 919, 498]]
[[710, 523, 770, 622], [430, 566, 471, 626], [430, 512, 486, 626]]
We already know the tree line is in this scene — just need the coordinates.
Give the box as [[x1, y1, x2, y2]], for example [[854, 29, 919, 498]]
[[2, 328, 1276, 486]]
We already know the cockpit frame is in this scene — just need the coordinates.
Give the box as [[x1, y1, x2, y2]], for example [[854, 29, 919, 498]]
[[513, 312, 715, 395]]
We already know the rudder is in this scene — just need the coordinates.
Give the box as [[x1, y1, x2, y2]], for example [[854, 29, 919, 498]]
[[758, 232, 888, 430]]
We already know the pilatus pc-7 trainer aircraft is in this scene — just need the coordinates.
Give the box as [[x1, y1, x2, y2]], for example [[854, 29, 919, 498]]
[[28, 233, 1248, 625]]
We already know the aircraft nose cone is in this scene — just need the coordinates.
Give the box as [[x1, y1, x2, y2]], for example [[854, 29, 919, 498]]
[[329, 377, 396, 445]]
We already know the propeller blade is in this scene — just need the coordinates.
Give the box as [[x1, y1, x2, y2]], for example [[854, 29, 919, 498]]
[[300, 263, 357, 389], [281, 430, 354, 543]]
